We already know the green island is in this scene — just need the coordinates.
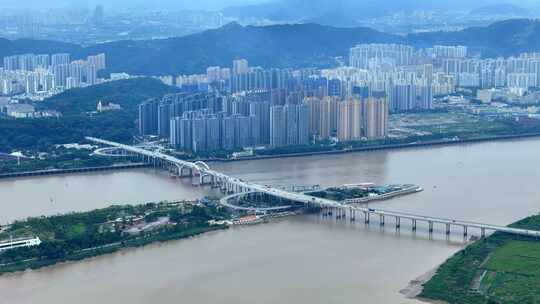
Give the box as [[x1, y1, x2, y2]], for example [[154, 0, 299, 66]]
[[307, 184, 422, 203], [0, 200, 230, 274], [419, 214, 540, 304]]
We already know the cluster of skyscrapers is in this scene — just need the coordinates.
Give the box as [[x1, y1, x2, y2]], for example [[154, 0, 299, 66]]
[[167, 57, 434, 114], [303, 96, 388, 142], [144, 43, 540, 154], [1, 52, 106, 98], [139, 77, 389, 153], [437, 52, 540, 95]]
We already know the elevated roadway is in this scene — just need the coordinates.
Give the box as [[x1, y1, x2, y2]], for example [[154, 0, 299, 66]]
[[87, 137, 540, 238]]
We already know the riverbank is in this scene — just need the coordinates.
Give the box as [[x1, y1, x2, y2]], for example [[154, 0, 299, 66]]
[[0, 201, 231, 275], [0, 163, 149, 179], [3, 132, 540, 180], [203, 132, 540, 163], [418, 214, 540, 304]]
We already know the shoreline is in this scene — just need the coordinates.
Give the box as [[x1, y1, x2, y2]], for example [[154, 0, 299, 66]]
[[401, 240, 471, 304], [0, 163, 149, 180], [2, 132, 540, 180], [401, 265, 449, 304], [0, 224, 227, 276], [206, 132, 540, 163]]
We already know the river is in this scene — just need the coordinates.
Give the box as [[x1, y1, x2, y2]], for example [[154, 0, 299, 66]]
[[1, 138, 539, 304]]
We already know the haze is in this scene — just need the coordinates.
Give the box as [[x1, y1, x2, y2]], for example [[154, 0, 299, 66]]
[[0, 0, 273, 11], [2, 0, 539, 12]]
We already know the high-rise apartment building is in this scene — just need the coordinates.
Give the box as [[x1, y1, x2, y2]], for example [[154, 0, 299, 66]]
[[233, 59, 249, 75], [363, 97, 389, 139], [138, 100, 159, 135], [270, 105, 287, 147], [337, 97, 363, 142], [320, 96, 339, 139]]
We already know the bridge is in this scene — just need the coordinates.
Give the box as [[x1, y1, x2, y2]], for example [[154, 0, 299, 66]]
[[86, 137, 540, 239], [219, 192, 295, 212]]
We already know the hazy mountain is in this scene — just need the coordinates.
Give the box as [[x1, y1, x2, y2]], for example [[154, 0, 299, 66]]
[[222, 0, 539, 22], [0, 38, 81, 58], [408, 19, 540, 57], [82, 22, 401, 75], [470, 4, 530, 16], [3, 19, 540, 75]]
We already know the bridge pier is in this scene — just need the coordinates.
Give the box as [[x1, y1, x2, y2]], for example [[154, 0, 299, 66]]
[[446, 224, 451, 235], [380, 215, 385, 226], [364, 212, 370, 224], [412, 219, 417, 231], [463, 226, 468, 237], [481, 228, 486, 238], [180, 166, 193, 178], [200, 174, 215, 186], [428, 221, 434, 234], [336, 208, 342, 220], [395, 217, 401, 229]]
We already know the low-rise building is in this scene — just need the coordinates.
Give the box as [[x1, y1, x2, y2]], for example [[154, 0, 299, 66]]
[[0, 237, 42, 251]]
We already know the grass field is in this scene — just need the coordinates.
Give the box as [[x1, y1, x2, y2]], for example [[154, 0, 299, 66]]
[[481, 241, 540, 303], [420, 215, 540, 304], [485, 241, 540, 275]]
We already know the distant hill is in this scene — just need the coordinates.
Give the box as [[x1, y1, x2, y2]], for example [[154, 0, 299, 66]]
[[41, 77, 178, 115], [3, 19, 540, 75], [0, 38, 81, 60], [221, 0, 535, 23], [0, 78, 179, 152], [4, 23, 390, 74], [80, 22, 401, 75], [408, 19, 540, 57], [470, 4, 530, 16]]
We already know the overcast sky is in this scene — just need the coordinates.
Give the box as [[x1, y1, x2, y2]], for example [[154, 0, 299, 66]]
[[2, 0, 538, 12], [0, 0, 272, 11]]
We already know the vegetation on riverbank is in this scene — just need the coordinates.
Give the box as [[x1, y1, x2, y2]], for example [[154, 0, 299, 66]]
[[0, 201, 230, 274], [308, 184, 418, 201], [419, 215, 540, 304], [0, 78, 177, 154], [0, 149, 122, 174]]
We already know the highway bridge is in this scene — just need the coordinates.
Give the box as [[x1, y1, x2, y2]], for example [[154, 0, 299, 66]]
[[219, 192, 295, 212], [86, 137, 540, 239]]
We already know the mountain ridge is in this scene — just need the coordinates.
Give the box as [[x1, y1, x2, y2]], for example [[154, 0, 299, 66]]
[[2, 19, 540, 75]]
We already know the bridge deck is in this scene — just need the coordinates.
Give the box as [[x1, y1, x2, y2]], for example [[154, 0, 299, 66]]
[[86, 137, 540, 238]]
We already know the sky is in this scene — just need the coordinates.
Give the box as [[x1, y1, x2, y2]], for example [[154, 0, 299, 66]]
[[2, 0, 539, 12], [0, 0, 272, 11]]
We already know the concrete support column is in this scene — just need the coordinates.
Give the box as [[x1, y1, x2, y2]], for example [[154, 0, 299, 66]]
[[481, 228, 486, 238], [428, 221, 434, 233], [395, 217, 401, 229], [463, 226, 468, 237], [446, 224, 451, 235], [364, 212, 370, 224], [380, 215, 385, 226], [412, 219, 417, 231]]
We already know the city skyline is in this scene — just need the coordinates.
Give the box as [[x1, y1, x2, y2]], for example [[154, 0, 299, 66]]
[[1, 3, 540, 304]]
